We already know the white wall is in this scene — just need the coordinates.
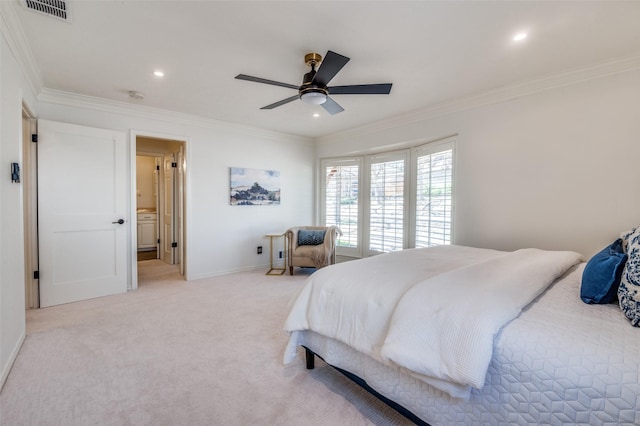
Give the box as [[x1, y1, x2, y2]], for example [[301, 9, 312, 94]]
[[136, 155, 156, 209], [0, 7, 314, 386], [36, 99, 315, 280], [0, 31, 37, 387], [317, 69, 640, 258]]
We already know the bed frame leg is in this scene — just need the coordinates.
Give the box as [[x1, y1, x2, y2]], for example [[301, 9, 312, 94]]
[[304, 347, 315, 369]]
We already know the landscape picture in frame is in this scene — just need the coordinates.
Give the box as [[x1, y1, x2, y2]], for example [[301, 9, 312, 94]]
[[230, 167, 281, 206]]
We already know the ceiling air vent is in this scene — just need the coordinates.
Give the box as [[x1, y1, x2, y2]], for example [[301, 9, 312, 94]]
[[21, 0, 72, 23]]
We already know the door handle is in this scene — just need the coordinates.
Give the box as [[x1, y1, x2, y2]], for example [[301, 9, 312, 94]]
[[112, 219, 125, 224]]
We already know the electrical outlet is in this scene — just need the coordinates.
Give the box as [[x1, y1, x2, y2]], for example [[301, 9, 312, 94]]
[[257, 246, 262, 254], [279, 250, 283, 259]]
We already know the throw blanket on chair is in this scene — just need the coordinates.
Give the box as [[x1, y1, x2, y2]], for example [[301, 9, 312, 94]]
[[309, 227, 342, 268]]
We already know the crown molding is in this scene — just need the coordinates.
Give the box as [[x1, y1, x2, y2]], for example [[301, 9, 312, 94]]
[[0, 1, 44, 98], [318, 52, 640, 145], [0, 1, 311, 146], [5, 0, 638, 148], [37, 88, 313, 145]]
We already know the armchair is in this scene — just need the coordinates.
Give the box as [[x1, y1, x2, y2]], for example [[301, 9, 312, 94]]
[[285, 226, 342, 275]]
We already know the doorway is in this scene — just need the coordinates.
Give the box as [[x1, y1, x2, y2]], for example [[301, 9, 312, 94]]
[[23, 122, 188, 306], [135, 154, 160, 262], [133, 135, 187, 286], [22, 104, 38, 309]]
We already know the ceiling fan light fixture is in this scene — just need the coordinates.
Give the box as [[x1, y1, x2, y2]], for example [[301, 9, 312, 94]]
[[235, 50, 392, 114], [300, 88, 328, 105]]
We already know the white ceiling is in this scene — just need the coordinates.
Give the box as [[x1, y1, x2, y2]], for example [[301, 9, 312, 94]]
[[11, 1, 640, 138]]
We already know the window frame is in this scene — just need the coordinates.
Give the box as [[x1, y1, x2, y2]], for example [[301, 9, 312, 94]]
[[364, 150, 410, 256], [320, 157, 364, 258], [319, 136, 456, 259], [409, 137, 456, 249]]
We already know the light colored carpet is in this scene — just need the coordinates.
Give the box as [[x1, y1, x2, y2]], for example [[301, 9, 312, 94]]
[[0, 261, 412, 425]]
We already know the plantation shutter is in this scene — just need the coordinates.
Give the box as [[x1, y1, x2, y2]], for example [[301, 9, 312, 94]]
[[368, 152, 408, 253], [414, 142, 453, 247], [323, 159, 361, 252]]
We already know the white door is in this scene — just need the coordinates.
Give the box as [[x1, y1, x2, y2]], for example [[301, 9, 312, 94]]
[[38, 120, 128, 307], [162, 154, 176, 264]]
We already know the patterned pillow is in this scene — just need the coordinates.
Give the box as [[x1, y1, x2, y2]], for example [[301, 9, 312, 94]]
[[619, 226, 637, 251], [618, 226, 640, 326], [298, 230, 326, 246]]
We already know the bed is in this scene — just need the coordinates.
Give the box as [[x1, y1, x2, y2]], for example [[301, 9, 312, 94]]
[[283, 245, 640, 425]]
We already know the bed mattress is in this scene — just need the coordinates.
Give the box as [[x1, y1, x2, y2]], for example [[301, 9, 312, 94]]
[[293, 263, 640, 425]]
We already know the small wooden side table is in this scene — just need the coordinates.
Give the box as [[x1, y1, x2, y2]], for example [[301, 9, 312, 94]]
[[265, 232, 287, 275]]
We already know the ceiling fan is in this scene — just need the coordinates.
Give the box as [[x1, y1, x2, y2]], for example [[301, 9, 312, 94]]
[[235, 50, 392, 115]]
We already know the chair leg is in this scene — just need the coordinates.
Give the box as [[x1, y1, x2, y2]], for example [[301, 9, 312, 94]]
[[289, 266, 293, 275]]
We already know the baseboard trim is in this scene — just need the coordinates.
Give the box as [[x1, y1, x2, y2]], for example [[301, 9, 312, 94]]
[[336, 255, 360, 264], [189, 262, 285, 281], [0, 331, 26, 392]]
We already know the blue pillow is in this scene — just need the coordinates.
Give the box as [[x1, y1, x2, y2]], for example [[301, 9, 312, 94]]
[[580, 239, 627, 304], [298, 230, 326, 246]]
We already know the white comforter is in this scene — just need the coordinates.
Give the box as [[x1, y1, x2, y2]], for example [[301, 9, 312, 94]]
[[284, 245, 582, 398]]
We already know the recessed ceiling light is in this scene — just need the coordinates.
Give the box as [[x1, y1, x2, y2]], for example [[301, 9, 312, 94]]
[[513, 33, 527, 42], [313, 113, 320, 118], [153, 70, 164, 77]]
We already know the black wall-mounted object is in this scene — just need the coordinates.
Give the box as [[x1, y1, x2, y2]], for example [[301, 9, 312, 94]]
[[11, 162, 20, 183]]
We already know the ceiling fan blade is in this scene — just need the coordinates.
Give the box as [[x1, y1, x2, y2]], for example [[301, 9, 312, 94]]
[[328, 83, 392, 95], [235, 74, 299, 90], [321, 97, 344, 115], [260, 95, 299, 110], [312, 51, 350, 87]]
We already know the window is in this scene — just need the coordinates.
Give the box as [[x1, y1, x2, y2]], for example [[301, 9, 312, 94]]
[[322, 159, 361, 255], [368, 152, 408, 253], [414, 141, 454, 247], [321, 136, 455, 257]]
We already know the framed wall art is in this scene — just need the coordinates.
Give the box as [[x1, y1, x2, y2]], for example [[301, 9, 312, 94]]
[[230, 167, 281, 206]]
